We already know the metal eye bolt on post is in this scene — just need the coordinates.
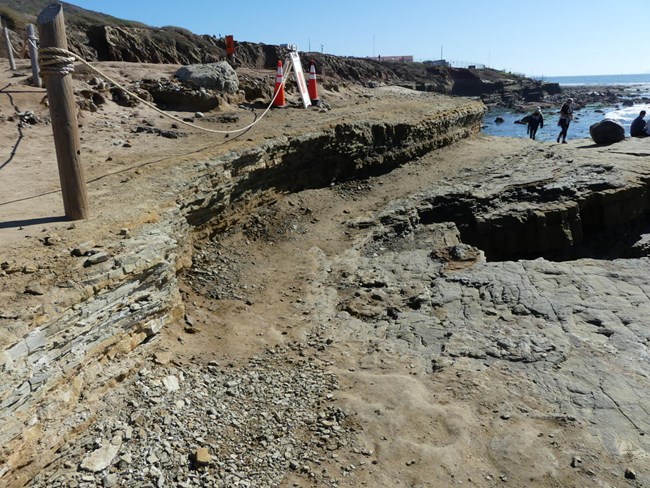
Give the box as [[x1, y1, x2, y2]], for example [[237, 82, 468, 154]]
[[37, 3, 89, 220]]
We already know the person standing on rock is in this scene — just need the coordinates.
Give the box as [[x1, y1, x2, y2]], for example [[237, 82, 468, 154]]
[[527, 107, 544, 140], [557, 98, 574, 143], [630, 110, 648, 137]]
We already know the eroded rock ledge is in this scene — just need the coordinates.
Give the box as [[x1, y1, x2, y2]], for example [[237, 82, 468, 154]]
[[0, 101, 484, 486], [332, 142, 650, 479]]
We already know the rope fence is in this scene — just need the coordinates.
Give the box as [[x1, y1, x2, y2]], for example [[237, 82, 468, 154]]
[[27, 39, 38, 51], [38, 47, 293, 135], [10, 0, 301, 221]]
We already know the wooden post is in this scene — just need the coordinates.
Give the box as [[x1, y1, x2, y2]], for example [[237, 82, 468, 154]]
[[26, 24, 41, 87], [37, 4, 89, 220], [3, 27, 16, 70]]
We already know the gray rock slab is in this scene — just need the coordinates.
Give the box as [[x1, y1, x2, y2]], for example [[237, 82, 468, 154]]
[[175, 62, 239, 94]]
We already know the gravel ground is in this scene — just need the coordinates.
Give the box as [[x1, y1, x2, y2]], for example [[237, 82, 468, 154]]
[[28, 341, 360, 488]]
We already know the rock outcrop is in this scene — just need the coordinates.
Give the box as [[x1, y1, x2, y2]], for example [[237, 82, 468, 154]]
[[589, 119, 626, 145], [0, 97, 485, 486], [174, 62, 239, 94], [328, 142, 650, 485], [86, 25, 224, 65]]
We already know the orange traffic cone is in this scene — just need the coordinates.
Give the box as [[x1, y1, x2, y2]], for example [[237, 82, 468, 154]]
[[272, 60, 287, 108], [307, 60, 320, 105]]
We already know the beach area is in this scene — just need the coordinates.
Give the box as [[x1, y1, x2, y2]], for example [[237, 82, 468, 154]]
[[2, 0, 650, 485], [483, 74, 650, 141]]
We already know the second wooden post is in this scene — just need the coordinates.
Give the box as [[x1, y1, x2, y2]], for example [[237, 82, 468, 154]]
[[37, 3, 89, 220], [26, 24, 41, 87]]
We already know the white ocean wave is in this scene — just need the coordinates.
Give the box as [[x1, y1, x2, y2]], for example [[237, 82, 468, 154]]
[[605, 104, 650, 125]]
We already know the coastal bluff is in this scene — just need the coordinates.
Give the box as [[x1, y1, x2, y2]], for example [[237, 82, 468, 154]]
[[3, 0, 558, 109]]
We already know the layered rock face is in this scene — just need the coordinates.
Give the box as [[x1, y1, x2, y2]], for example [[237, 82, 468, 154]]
[[2, 86, 650, 484], [85, 25, 225, 65], [0, 99, 485, 486]]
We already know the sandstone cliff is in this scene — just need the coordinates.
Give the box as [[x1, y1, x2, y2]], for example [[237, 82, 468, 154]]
[[1, 0, 558, 106]]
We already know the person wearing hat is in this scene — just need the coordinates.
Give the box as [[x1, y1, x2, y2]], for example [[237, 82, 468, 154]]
[[557, 98, 574, 143], [527, 107, 544, 140]]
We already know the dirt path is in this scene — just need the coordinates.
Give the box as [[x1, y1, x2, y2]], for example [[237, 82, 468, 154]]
[[168, 136, 556, 487], [175, 135, 532, 361]]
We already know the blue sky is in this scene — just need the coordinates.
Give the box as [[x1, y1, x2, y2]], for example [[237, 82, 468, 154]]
[[67, 0, 648, 77]]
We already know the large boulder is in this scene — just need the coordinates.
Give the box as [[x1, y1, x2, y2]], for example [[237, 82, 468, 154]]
[[523, 87, 543, 102], [589, 119, 625, 145], [175, 62, 239, 94]]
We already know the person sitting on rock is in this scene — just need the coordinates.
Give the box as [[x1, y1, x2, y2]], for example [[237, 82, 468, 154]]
[[630, 110, 648, 138], [527, 107, 544, 140]]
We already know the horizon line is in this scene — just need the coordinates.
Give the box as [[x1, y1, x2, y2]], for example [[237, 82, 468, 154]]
[[533, 72, 650, 79]]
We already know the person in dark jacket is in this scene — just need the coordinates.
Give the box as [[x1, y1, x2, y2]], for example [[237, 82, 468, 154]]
[[630, 110, 648, 137], [556, 98, 574, 143], [527, 107, 544, 140]]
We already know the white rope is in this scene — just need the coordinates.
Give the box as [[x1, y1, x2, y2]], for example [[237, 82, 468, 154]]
[[38, 46, 293, 135], [24, 39, 38, 61], [39, 46, 75, 75]]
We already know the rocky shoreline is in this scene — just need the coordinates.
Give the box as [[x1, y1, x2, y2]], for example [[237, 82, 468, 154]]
[[492, 82, 650, 114]]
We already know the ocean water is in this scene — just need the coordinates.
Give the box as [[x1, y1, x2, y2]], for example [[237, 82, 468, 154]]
[[544, 73, 650, 87], [481, 73, 650, 141]]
